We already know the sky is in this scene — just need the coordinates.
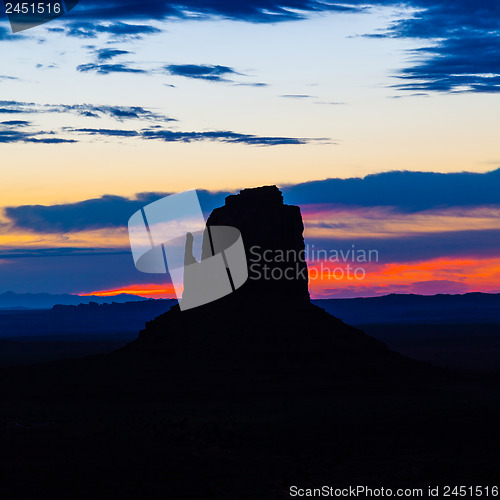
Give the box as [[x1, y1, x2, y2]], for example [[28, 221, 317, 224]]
[[0, 0, 499, 299]]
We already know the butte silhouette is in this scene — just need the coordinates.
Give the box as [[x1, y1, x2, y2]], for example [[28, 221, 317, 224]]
[[120, 185, 431, 385]]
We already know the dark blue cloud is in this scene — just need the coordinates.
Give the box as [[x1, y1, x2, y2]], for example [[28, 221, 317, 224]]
[[0, 128, 75, 144], [393, 32, 500, 93], [0, 108, 24, 114], [4, 194, 162, 233], [95, 48, 131, 61], [3, 191, 228, 233], [62, 104, 172, 121], [141, 128, 316, 145], [0, 101, 310, 145], [77, 62, 147, 74], [54, 21, 161, 38], [69, 0, 360, 24], [72, 126, 327, 146], [165, 64, 267, 85], [282, 168, 500, 211], [70, 128, 140, 137], [1, 120, 30, 126], [165, 64, 238, 82], [5, 168, 500, 234], [0, 101, 173, 122], [367, 0, 500, 94]]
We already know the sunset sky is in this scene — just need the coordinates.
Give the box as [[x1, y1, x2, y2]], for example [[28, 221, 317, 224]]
[[0, 0, 499, 298]]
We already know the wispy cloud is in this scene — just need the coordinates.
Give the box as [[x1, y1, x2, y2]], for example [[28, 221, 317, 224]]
[[95, 48, 131, 61], [0, 120, 75, 144], [314, 101, 345, 106], [0, 101, 174, 122], [0, 101, 322, 146], [72, 127, 329, 146], [165, 64, 239, 83], [69, 0, 361, 24], [164, 63, 268, 86], [77, 62, 147, 75], [280, 94, 314, 99], [50, 21, 161, 39], [0, 75, 19, 82], [70, 128, 140, 138]]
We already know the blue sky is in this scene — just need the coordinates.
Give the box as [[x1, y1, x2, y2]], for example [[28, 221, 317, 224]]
[[1, 1, 498, 203], [0, 0, 499, 297]]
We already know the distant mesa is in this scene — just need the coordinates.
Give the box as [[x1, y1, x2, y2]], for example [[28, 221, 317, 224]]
[[0, 291, 148, 310]]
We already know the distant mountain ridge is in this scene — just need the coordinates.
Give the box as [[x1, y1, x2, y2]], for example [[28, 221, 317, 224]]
[[0, 291, 148, 310], [316, 292, 500, 324], [1, 290, 499, 321], [0, 299, 176, 340]]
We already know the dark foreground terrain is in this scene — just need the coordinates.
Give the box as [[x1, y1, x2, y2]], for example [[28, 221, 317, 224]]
[[1, 300, 500, 500], [2, 364, 499, 499], [1, 294, 499, 372]]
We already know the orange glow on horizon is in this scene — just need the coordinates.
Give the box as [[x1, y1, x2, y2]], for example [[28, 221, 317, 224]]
[[81, 256, 500, 300], [81, 283, 177, 299], [308, 256, 500, 297]]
